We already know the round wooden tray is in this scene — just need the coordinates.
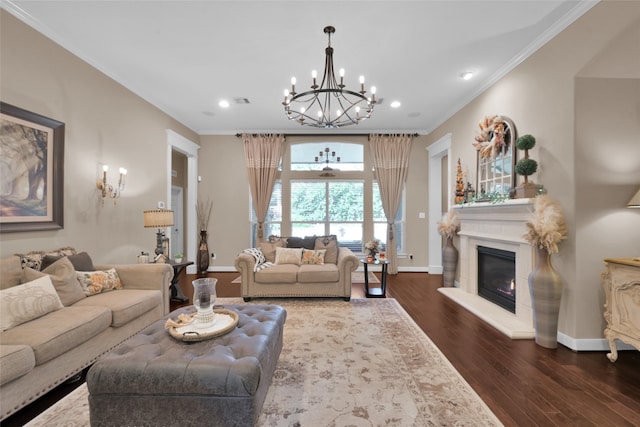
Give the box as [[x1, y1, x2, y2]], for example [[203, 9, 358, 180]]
[[168, 308, 239, 342]]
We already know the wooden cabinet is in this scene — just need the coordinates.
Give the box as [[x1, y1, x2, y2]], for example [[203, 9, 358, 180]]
[[601, 258, 640, 362]]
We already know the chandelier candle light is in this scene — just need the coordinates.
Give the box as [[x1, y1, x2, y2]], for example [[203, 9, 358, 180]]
[[283, 26, 377, 128]]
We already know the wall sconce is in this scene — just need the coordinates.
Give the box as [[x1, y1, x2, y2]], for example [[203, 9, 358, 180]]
[[627, 188, 640, 208], [96, 165, 127, 205]]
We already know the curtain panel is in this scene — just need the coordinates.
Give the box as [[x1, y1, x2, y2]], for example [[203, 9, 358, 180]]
[[369, 134, 413, 274], [242, 133, 285, 243]]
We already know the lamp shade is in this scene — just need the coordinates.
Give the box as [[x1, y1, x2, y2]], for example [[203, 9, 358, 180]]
[[627, 188, 640, 208], [143, 209, 175, 227]]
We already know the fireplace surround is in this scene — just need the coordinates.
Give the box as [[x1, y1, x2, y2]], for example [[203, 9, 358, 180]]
[[438, 199, 535, 339]]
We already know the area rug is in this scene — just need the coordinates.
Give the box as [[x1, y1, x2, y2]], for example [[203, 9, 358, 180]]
[[231, 271, 380, 284], [26, 298, 502, 427]]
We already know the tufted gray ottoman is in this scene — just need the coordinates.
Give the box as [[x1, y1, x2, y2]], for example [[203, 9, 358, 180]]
[[86, 304, 286, 427]]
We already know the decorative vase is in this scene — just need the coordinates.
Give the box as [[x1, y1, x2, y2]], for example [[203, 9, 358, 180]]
[[197, 230, 210, 275], [442, 237, 458, 287], [529, 246, 563, 349], [192, 278, 217, 328]]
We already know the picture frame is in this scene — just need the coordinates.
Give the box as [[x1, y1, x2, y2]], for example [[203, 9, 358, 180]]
[[0, 102, 65, 232]]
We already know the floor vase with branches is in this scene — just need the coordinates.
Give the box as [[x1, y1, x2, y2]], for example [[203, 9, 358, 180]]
[[197, 200, 213, 275]]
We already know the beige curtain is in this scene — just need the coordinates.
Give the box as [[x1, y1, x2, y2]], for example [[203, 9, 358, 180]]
[[243, 133, 285, 243], [369, 134, 413, 274]]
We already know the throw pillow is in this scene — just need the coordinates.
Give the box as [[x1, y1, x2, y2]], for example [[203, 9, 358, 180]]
[[242, 248, 267, 272], [0, 275, 64, 331], [286, 236, 317, 249], [314, 235, 339, 264], [301, 249, 326, 265], [274, 247, 303, 265], [258, 240, 285, 263], [16, 247, 77, 271], [76, 268, 123, 296], [23, 257, 86, 306], [40, 252, 95, 272]]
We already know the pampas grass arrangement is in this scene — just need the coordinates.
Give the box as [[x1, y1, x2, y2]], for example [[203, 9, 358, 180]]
[[524, 194, 567, 253], [437, 209, 460, 239]]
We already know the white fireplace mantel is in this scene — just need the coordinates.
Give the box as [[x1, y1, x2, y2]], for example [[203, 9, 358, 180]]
[[439, 199, 536, 339]]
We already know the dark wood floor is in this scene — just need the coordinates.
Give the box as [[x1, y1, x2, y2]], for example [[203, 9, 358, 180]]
[[4, 272, 639, 426]]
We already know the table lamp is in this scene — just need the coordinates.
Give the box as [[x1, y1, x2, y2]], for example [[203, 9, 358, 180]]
[[143, 209, 174, 256]]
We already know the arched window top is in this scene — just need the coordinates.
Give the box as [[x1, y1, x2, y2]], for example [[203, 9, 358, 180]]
[[290, 141, 363, 171]]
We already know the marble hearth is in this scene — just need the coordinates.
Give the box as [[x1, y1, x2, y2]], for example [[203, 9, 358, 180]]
[[438, 199, 535, 339]]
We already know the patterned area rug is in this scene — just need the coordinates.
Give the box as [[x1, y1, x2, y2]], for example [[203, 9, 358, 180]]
[[231, 271, 380, 284], [26, 298, 502, 427]]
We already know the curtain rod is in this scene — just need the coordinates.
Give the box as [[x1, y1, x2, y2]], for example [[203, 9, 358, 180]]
[[235, 133, 419, 138]]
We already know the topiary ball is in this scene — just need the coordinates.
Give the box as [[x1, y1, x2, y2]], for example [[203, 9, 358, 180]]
[[516, 134, 536, 150], [515, 158, 538, 176]]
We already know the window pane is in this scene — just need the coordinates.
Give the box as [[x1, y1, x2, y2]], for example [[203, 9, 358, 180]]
[[329, 182, 364, 221], [292, 223, 325, 237], [250, 181, 282, 222], [330, 223, 362, 248], [291, 181, 326, 221], [290, 142, 364, 171]]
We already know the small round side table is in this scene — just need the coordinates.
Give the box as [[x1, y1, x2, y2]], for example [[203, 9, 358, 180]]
[[360, 259, 389, 298]]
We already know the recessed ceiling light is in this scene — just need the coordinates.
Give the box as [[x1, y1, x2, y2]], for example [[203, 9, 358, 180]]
[[460, 71, 474, 80], [390, 101, 401, 108], [219, 100, 230, 108]]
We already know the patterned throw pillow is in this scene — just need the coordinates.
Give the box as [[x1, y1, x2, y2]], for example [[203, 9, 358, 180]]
[[301, 249, 326, 265], [15, 247, 77, 271], [314, 235, 339, 264], [256, 262, 275, 271], [76, 268, 123, 296], [274, 247, 303, 265], [0, 275, 64, 331], [242, 248, 267, 272]]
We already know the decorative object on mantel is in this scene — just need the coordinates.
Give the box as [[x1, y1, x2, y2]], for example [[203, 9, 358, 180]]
[[514, 134, 542, 198], [473, 115, 516, 201], [438, 209, 460, 287], [364, 239, 381, 262], [196, 199, 213, 275], [455, 158, 465, 204], [523, 194, 568, 349], [282, 26, 378, 129]]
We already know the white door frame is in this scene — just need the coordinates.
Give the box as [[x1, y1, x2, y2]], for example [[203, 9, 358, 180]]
[[426, 133, 452, 275], [167, 130, 199, 274]]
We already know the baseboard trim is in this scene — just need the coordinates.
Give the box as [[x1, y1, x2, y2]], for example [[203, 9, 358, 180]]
[[558, 333, 636, 352]]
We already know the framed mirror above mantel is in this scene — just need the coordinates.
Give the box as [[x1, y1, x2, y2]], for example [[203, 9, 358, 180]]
[[473, 116, 517, 201]]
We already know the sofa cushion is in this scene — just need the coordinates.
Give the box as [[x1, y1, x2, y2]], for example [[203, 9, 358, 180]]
[[275, 247, 303, 265], [258, 240, 284, 263], [0, 255, 22, 290], [0, 305, 112, 365], [76, 268, 123, 296], [0, 345, 35, 386], [254, 264, 298, 284], [0, 275, 64, 331], [314, 235, 339, 264], [297, 264, 340, 283], [23, 257, 86, 306], [73, 289, 162, 327], [40, 251, 95, 271], [15, 247, 77, 271], [301, 249, 326, 265]]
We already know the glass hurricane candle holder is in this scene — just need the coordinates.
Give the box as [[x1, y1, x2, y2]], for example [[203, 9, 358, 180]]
[[192, 278, 217, 328]]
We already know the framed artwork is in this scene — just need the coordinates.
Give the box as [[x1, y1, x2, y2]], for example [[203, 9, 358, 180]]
[[0, 102, 65, 232]]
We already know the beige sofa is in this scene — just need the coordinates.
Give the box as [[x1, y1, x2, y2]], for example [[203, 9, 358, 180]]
[[0, 249, 172, 420], [235, 235, 359, 301]]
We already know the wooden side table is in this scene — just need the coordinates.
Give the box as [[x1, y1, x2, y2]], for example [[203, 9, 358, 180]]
[[360, 259, 389, 298], [169, 260, 193, 302], [601, 258, 640, 362]]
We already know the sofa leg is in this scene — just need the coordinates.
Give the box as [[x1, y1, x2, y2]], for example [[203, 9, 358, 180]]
[[243, 297, 251, 302], [343, 297, 351, 302]]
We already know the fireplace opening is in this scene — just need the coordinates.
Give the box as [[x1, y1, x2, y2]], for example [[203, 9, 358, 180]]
[[477, 246, 516, 313]]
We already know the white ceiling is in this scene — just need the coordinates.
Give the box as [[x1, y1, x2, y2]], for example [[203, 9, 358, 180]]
[[3, 1, 597, 135]]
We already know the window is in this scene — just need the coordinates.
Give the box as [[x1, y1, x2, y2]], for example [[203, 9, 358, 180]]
[[291, 180, 364, 252], [290, 142, 363, 171]]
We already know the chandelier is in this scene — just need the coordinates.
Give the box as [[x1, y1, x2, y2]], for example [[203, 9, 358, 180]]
[[283, 26, 377, 129]]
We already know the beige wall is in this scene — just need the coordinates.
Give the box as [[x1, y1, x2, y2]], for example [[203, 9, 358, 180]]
[[424, 1, 640, 341], [0, 12, 200, 263], [197, 134, 431, 269]]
